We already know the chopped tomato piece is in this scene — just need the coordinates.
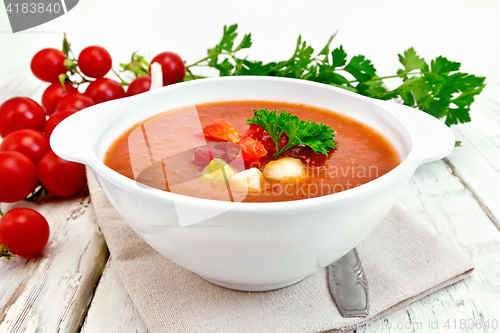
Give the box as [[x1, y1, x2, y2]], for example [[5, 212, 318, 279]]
[[244, 158, 263, 170], [236, 137, 268, 161], [243, 124, 265, 140], [203, 119, 241, 142], [242, 124, 289, 156]]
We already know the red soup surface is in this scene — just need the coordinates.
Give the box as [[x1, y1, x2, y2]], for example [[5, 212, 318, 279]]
[[104, 101, 400, 202]]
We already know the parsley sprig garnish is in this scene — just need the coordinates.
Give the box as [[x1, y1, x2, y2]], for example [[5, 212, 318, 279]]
[[186, 24, 486, 128], [247, 109, 337, 159]]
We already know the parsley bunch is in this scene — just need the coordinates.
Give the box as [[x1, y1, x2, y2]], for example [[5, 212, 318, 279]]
[[186, 24, 486, 128], [247, 109, 337, 159]]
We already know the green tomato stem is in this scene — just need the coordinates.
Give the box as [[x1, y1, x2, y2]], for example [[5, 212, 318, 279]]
[[111, 68, 130, 86], [0, 244, 16, 260], [186, 67, 196, 80]]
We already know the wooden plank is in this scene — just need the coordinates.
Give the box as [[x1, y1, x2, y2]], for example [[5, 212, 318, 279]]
[[80, 259, 149, 333], [0, 196, 108, 333], [444, 86, 500, 229]]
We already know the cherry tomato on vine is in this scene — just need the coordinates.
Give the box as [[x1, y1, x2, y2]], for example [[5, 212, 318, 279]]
[[0, 151, 38, 203], [38, 151, 86, 198], [78, 46, 112, 78], [44, 109, 79, 138], [31, 48, 67, 83], [55, 93, 95, 112], [85, 78, 125, 104], [150, 52, 185, 86], [0, 208, 50, 259], [126, 75, 151, 97], [0, 97, 46, 138], [0, 129, 50, 165], [41, 82, 78, 115]]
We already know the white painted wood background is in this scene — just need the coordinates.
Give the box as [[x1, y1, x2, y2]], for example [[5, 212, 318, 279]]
[[1, 0, 499, 332]]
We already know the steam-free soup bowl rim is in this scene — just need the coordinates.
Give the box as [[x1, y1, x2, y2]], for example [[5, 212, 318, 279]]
[[51, 76, 454, 291]]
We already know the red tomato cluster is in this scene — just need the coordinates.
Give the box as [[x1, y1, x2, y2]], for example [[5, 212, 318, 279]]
[[1, 39, 186, 260], [0, 96, 86, 259], [0, 97, 87, 203]]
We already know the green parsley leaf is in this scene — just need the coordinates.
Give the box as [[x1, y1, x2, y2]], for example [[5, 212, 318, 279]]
[[344, 55, 377, 83], [187, 24, 486, 130], [318, 34, 336, 58], [234, 33, 252, 52], [430, 56, 461, 75], [214, 58, 234, 76], [246, 109, 337, 158], [397, 47, 426, 77], [330, 46, 348, 68], [219, 24, 238, 52], [357, 80, 395, 100]]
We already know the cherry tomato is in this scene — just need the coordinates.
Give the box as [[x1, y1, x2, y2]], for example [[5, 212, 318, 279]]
[[126, 75, 151, 97], [31, 48, 67, 83], [0, 129, 50, 165], [55, 93, 94, 112], [203, 119, 241, 142], [236, 137, 268, 160], [38, 151, 86, 198], [0, 208, 50, 258], [78, 46, 112, 78], [85, 78, 125, 104], [41, 82, 78, 115], [0, 97, 46, 138], [44, 109, 79, 138], [0, 151, 38, 203], [150, 52, 185, 86]]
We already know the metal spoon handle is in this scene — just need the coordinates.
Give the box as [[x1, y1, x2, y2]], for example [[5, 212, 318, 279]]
[[327, 248, 369, 317]]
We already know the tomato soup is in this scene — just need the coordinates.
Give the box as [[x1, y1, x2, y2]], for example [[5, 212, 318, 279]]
[[104, 101, 400, 202]]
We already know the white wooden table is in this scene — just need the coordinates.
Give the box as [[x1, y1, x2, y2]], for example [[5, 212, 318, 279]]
[[1, 1, 499, 332]]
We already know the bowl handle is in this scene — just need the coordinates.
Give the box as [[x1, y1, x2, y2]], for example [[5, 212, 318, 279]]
[[373, 99, 455, 165], [50, 100, 120, 164]]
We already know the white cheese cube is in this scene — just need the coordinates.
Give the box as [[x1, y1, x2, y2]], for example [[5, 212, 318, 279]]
[[229, 168, 264, 192], [263, 157, 307, 181]]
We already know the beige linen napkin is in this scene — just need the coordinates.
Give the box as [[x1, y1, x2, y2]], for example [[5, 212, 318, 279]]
[[87, 170, 473, 333]]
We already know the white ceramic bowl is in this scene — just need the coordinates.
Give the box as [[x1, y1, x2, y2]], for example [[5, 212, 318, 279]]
[[51, 77, 454, 291]]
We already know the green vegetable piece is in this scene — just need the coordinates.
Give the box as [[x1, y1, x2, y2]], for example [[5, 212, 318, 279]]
[[247, 109, 337, 159], [199, 158, 237, 182]]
